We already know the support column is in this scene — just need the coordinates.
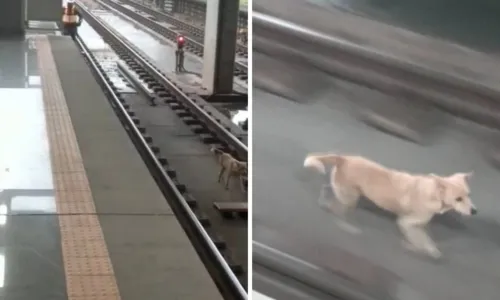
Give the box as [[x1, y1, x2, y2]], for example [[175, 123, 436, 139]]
[[27, 0, 61, 22], [0, 39, 25, 88], [156, 0, 165, 10], [0, 0, 25, 36], [201, 0, 239, 95], [171, 0, 178, 13]]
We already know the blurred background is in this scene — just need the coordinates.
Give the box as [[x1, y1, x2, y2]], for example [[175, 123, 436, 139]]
[[252, 0, 500, 299]]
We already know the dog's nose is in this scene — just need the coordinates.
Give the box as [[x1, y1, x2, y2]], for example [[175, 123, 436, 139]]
[[471, 207, 478, 215]]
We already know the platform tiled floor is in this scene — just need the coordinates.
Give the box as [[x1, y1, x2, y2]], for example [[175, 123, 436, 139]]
[[0, 34, 222, 300], [0, 36, 65, 299], [36, 36, 121, 300]]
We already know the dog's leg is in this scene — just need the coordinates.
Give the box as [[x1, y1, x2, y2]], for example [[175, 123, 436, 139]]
[[225, 171, 232, 190], [331, 184, 361, 234], [397, 216, 441, 258], [398, 216, 425, 250], [327, 168, 360, 215], [415, 226, 441, 259], [224, 163, 234, 190], [218, 166, 225, 183], [317, 186, 341, 214], [331, 184, 360, 216], [317, 184, 334, 209], [239, 175, 247, 193], [398, 217, 424, 254]]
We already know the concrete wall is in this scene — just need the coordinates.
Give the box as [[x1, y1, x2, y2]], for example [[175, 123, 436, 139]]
[[0, 40, 26, 87], [0, 0, 25, 35], [0, 0, 61, 35], [27, 0, 62, 22]]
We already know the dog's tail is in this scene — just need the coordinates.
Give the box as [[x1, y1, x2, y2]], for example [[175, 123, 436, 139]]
[[210, 146, 224, 156], [303, 153, 342, 174]]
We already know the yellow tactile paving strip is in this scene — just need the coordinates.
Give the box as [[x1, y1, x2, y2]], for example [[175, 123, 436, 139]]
[[36, 36, 122, 300]]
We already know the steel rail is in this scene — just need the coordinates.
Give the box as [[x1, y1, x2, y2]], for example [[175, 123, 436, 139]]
[[254, 12, 500, 130]]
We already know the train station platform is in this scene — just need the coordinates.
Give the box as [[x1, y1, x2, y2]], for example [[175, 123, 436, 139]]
[[73, 2, 249, 290], [0, 34, 222, 299]]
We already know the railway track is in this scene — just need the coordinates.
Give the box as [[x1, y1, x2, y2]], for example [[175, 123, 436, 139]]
[[98, 0, 248, 83], [254, 13, 500, 130], [75, 2, 248, 299], [120, 0, 248, 58]]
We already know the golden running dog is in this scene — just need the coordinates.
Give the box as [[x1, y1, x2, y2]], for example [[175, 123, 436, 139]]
[[211, 147, 247, 191], [304, 153, 476, 258]]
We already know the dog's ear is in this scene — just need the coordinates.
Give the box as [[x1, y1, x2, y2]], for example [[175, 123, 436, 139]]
[[448, 172, 473, 184], [463, 171, 473, 180]]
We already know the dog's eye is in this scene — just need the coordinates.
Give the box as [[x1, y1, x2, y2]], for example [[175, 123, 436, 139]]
[[456, 197, 463, 202]]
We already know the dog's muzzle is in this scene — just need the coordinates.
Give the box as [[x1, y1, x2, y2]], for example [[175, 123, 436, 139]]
[[471, 207, 478, 215]]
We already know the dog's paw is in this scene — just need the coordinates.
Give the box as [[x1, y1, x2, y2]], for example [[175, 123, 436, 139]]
[[402, 240, 442, 259], [335, 219, 362, 235], [402, 240, 420, 253], [425, 246, 442, 259], [318, 200, 332, 211]]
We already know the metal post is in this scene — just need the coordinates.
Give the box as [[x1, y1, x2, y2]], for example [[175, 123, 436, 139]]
[[201, 0, 239, 95], [175, 48, 185, 73], [172, 0, 179, 13], [156, 0, 165, 10]]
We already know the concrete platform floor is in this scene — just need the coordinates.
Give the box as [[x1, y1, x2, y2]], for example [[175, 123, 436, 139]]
[[0, 34, 222, 300]]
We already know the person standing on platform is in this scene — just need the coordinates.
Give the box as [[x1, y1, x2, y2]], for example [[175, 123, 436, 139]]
[[62, 0, 83, 40]]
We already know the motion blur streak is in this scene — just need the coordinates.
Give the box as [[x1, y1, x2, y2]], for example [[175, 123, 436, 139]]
[[252, 2, 500, 299]]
